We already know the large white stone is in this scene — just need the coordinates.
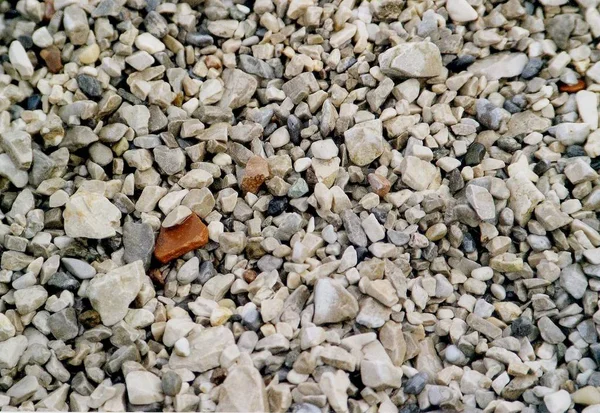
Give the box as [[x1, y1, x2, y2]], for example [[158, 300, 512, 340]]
[[344, 120, 384, 166], [379, 41, 442, 78], [216, 365, 268, 412], [9, 41, 34, 78], [87, 261, 146, 326], [63, 192, 122, 239], [468, 53, 528, 81], [126, 371, 164, 405], [313, 278, 359, 325], [169, 326, 235, 372], [446, 0, 478, 22]]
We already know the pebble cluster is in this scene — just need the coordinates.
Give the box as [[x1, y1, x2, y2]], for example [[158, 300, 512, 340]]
[[1, 0, 600, 411]]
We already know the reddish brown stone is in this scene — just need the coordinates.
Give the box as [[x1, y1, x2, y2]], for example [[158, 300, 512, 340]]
[[154, 213, 209, 264], [44, 0, 55, 20], [559, 79, 586, 93], [368, 173, 391, 197], [149, 268, 167, 285], [241, 155, 270, 194], [40, 46, 63, 74], [243, 269, 257, 283]]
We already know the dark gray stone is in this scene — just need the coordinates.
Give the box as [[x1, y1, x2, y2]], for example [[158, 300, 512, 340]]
[[123, 221, 155, 269]]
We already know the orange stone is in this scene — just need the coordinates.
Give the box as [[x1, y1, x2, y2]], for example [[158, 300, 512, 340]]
[[241, 155, 270, 194], [368, 173, 391, 197], [559, 79, 586, 93], [154, 213, 209, 264], [40, 46, 63, 74]]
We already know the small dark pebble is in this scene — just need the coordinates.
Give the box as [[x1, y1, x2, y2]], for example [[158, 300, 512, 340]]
[[496, 137, 521, 153], [371, 207, 387, 224], [432, 148, 450, 161], [521, 57, 544, 80], [404, 372, 428, 394], [355, 246, 370, 263], [118, 88, 146, 105], [76, 74, 103, 98], [503, 100, 522, 114], [591, 158, 600, 171], [17, 35, 33, 49], [462, 232, 476, 253], [464, 142, 486, 166], [47, 272, 80, 292], [511, 316, 533, 337], [79, 310, 102, 329], [288, 115, 302, 145], [267, 197, 288, 216], [511, 226, 528, 242], [26, 94, 42, 110], [185, 33, 214, 47], [533, 160, 551, 176], [447, 55, 475, 72], [565, 145, 586, 157], [447, 168, 464, 192]]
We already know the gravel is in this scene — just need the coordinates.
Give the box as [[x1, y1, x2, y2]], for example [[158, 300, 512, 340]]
[[1, 0, 600, 411]]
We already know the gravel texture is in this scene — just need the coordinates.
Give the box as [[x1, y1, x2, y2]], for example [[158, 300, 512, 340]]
[[0, 0, 600, 412]]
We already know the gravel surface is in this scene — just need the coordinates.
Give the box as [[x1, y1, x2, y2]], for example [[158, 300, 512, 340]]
[[1, 0, 600, 412]]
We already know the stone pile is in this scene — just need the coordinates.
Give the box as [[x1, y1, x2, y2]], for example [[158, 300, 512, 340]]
[[0, 0, 600, 411]]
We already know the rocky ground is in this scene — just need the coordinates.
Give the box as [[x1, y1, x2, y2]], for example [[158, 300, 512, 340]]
[[1, 0, 600, 411]]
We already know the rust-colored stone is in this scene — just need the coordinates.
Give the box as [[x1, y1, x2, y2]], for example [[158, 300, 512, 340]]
[[154, 213, 209, 264], [559, 79, 586, 93], [40, 46, 63, 74], [149, 268, 167, 285], [241, 155, 270, 194], [368, 173, 391, 197], [243, 269, 257, 283]]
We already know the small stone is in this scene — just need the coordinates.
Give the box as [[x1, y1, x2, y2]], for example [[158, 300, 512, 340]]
[[241, 156, 270, 194], [400, 156, 437, 191], [468, 53, 528, 80], [465, 143, 486, 166], [217, 365, 268, 412], [61, 258, 96, 279], [538, 316, 566, 345], [76, 74, 103, 98], [345, 120, 384, 166], [313, 278, 359, 325], [162, 371, 182, 397], [126, 371, 164, 405], [9, 41, 34, 78], [154, 213, 209, 263], [123, 221, 155, 269], [48, 308, 79, 341], [544, 390, 571, 413], [405, 372, 428, 394], [87, 261, 146, 326], [466, 185, 496, 221]]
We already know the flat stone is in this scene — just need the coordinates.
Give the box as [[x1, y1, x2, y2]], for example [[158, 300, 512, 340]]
[[63, 192, 122, 239], [0, 335, 28, 369], [400, 156, 437, 191], [123, 221, 155, 269], [241, 156, 270, 194], [446, 0, 478, 22], [87, 261, 146, 326], [48, 308, 79, 341], [466, 185, 496, 221], [169, 326, 235, 372], [218, 68, 258, 109], [538, 316, 566, 344], [9, 41, 34, 78], [344, 120, 384, 166], [560, 264, 588, 299], [313, 278, 359, 325], [126, 371, 164, 405], [216, 365, 268, 412], [61, 258, 97, 279], [379, 41, 443, 78], [468, 53, 528, 81], [154, 213, 209, 264]]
